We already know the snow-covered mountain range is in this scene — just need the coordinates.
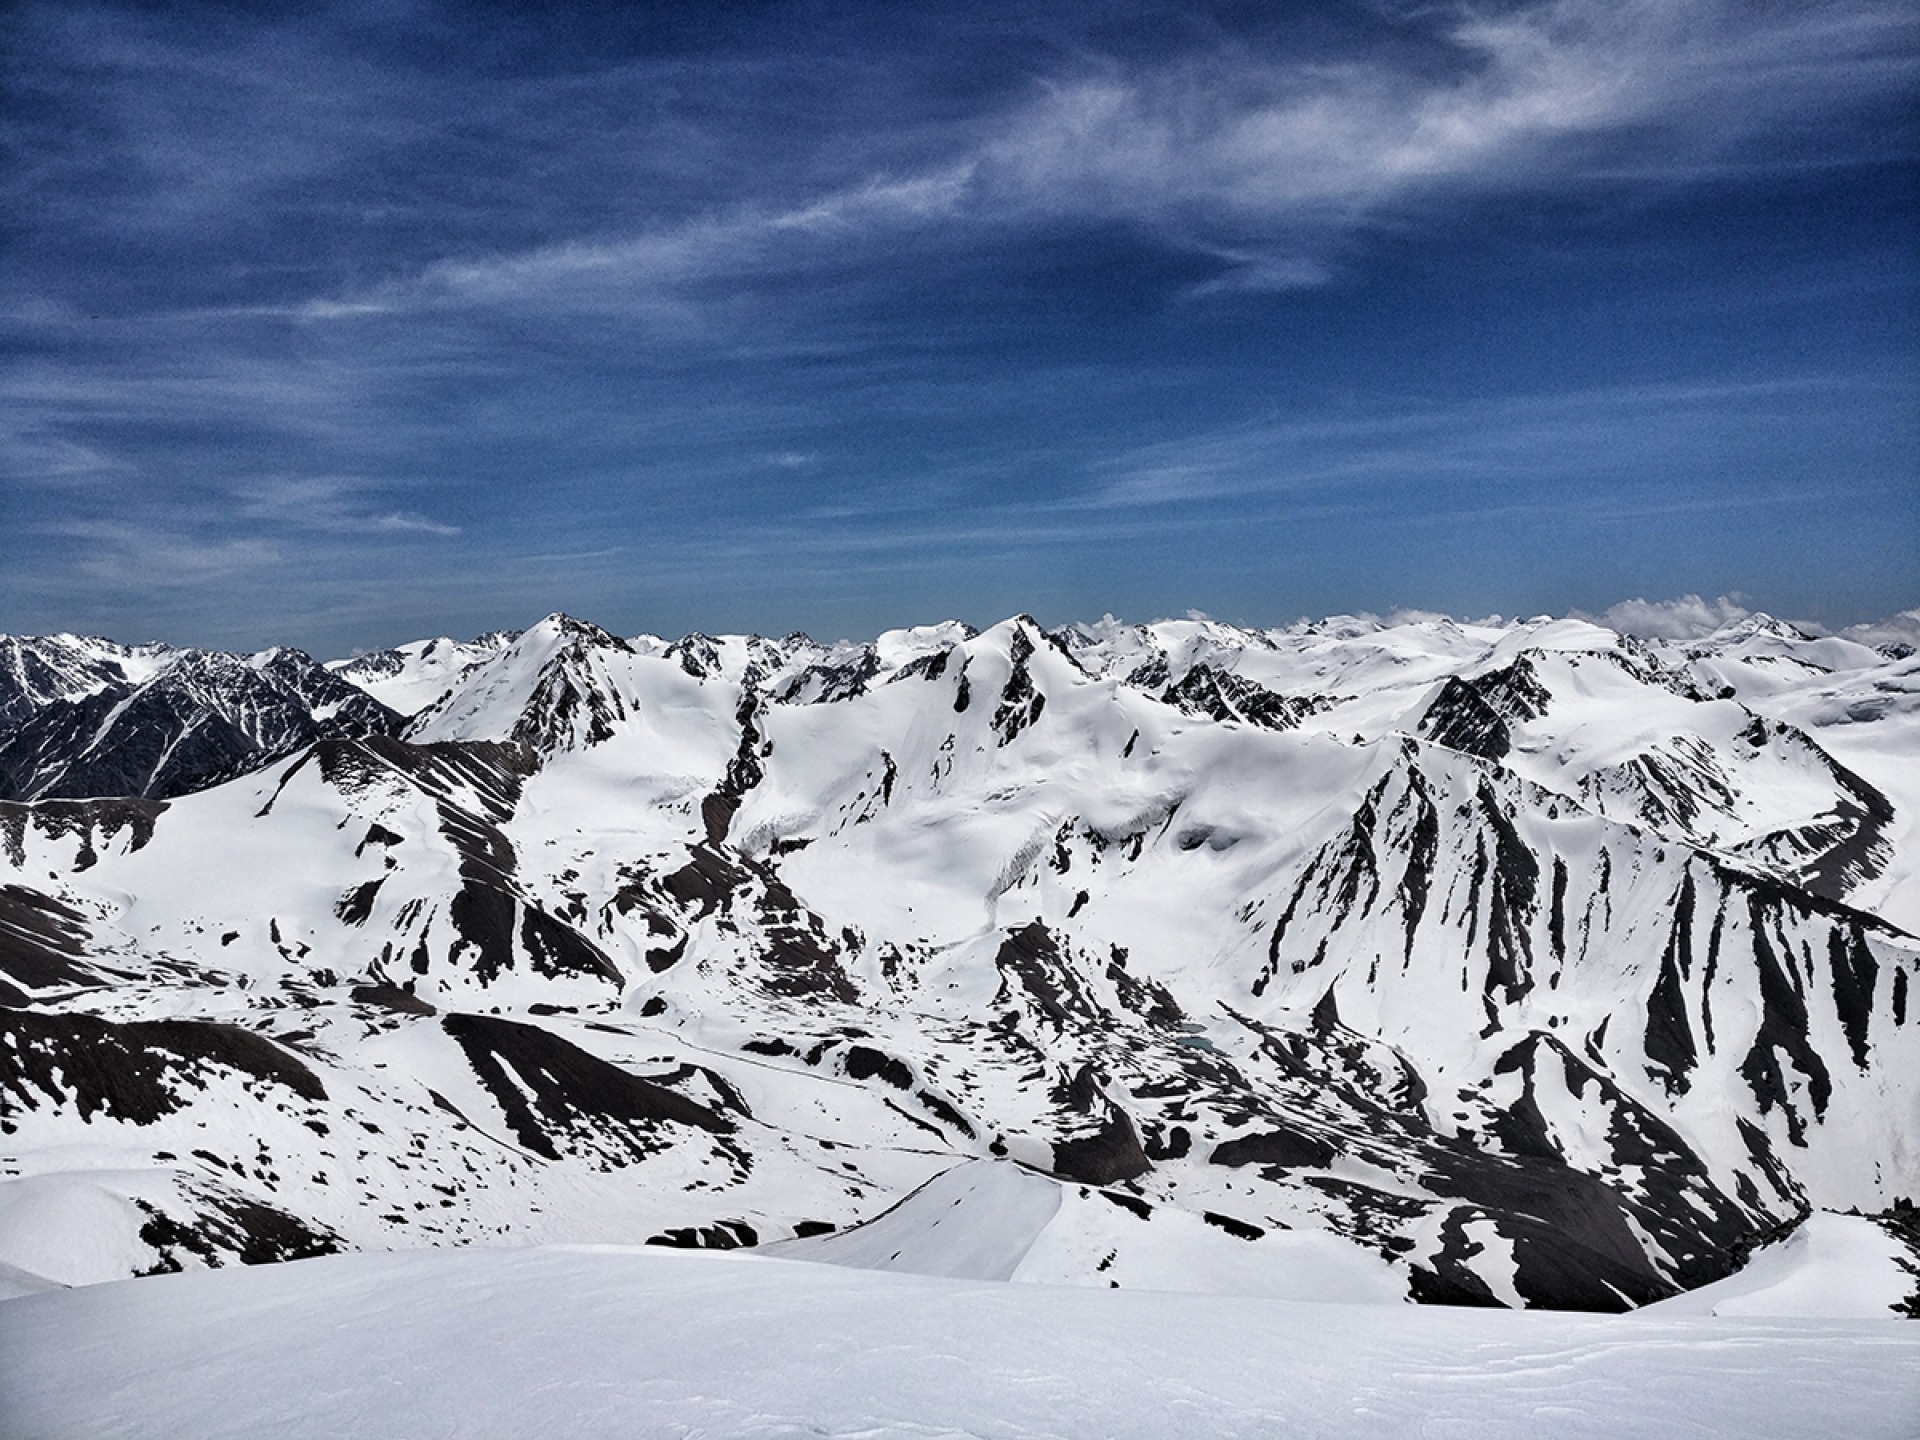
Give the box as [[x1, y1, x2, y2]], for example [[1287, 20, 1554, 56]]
[[0, 635, 401, 802], [2, 607, 1916, 1314]]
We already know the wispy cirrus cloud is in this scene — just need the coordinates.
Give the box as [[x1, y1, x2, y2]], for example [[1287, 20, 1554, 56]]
[[10, 0, 1909, 341], [964, 0, 1914, 296], [233, 477, 460, 537], [1081, 376, 1908, 510], [52, 519, 285, 590], [977, 1, 1912, 209], [3, 1, 1913, 652], [384, 167, 976, 318], [282, 0, 1918, 313]]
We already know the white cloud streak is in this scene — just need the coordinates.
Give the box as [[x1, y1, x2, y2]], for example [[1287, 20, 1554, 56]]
[[53, 519, 285, 590], [1080, 376, 1885, 509], [234, 477, 460, 537], [370, 167, 976, 318], [301, 0, 1916, 312], [964, 0, 1915, 286]]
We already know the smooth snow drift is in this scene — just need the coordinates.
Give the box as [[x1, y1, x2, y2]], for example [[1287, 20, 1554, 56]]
[[1644, 1212, 1919, 1320], [764, 1157, 1411, 1301], [1, 1244, 1914, 1440]]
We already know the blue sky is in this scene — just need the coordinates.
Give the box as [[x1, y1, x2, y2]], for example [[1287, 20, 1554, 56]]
[[4, 0, 1916, 654]]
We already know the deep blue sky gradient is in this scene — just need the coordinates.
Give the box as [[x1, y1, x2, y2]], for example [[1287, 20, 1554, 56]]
[[4, 0, 1916, 653]]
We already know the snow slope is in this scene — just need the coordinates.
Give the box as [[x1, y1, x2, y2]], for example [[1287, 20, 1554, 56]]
[[324, 631, 521, 717], [764, 1156, 1411, 1301], [1, 1244, 1914, 1440], [1643, 1211, 1919, 1319]]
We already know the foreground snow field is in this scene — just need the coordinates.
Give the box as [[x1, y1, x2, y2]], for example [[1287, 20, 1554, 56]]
[[1, 1244, 1914, 1440]]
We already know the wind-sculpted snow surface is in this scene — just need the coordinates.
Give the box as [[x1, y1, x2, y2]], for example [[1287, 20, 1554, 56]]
[[1, 607, 1917, 1320]]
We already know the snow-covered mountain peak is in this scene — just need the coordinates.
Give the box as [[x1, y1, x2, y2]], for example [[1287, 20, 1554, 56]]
[[0, 634, 176, 727], [405, 615, 652, 753], [526, 613, 627, 659], [1303, 614, 1389, 640], [325, 630, 522, 718], [1705, 612, 1813, 645], [1474, 616, 1623, 669], [872, 621, 975, 671]]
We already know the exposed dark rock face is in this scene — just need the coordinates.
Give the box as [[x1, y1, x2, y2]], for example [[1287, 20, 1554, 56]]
[[843, 1045, 914, 1089], [1049, 1064, 1151, 1185], [991, 627, 1046, 746], [1477, 1032, 1762, 1298], [1417, 678, 1513, 759], [0, 635, 139, 731], [0, 1011, 326, 1125], [311, 734, 624, 992], [0, 796, 166, 874], [648, 839, 858, 1003], [443, 884, 623, 988], [773, 648, 883, 705], [891, 647, 952, 684], [700, 694, 769, 846], [349, 983, 436, 1016], [1211, 1128, 1337, 1170], [667, 632, 724, 679], [1728, 745, 1896, 903], [507, 619, 637, 754], [1643, 871, 1701, 1094], [135, 1183, 344, 1275], [1416, 658, 1551, 760], [442, 1012, 733, 1162], [645, 1219, 758, 1250], [0, 646, 400, 802], [0, 883, 102, 1004], [994, 921, 1103, 1028], [1162, 666, 1327, 731]]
